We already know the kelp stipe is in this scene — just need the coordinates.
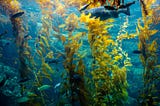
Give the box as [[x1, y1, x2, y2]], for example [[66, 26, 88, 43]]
[[15, 1, 55, 105], [137, 0, 160, 105], [80, 13, 129, 106], [57, 13, 91, 106], [0, 0, 30, 80]]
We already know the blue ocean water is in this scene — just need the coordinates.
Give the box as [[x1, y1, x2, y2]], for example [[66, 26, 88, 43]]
[[0, 0, 160, 106]]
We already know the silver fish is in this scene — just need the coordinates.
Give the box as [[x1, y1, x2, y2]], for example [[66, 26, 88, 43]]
[[83, 6, 130, 20]]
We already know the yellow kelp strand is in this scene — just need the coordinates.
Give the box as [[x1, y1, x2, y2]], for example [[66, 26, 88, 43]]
[[45, 51, 53, 59], [41, 36, 50, 48], [42, 61, 54, 74]]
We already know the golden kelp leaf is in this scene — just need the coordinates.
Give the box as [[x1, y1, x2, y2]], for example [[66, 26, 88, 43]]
[[41, 36, 49, 48], [69, 32, 82, 40], [149, 29, 158, 36], [104, 39, 114, 46], [65, 13, 79, 31], [41, 71, 53, 82], [129, 33, 137, 38], [153, 65, 160, 68], [106, 18, 115, 23], [42, 62, 54, 74], [124, 60, 132, 67], [61, 35, 66, 44], [36, 49, 43, 57], [79, 51, 87, 58], [136, 25, 140, 34], [148, 40, 157, 52], [137, 19, 144, 30], [23, 50, 30, 55], [46, 51, 53, 59], [100, 61, 106, 67], [114, 55, 122, 61], [58, 24, 66, 28], [79, 13, 91, 23], [39, 41, 45, 48]]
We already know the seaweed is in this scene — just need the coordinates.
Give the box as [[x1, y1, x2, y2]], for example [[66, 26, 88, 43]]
[[137, 1, 160, 105], [80, 12, 129, 106], [56, 13, 91, 106]]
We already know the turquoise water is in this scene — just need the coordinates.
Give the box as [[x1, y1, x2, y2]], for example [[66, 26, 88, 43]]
[[0, 0, 160, 106]]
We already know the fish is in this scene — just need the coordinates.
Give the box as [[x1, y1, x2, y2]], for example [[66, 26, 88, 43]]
[[37, 85, 51, 91], [26, 91, 37, 97], [17, 97, 30, 103], [18, 78, 31, 84], [133, 49, 160, 55], [45, 59, 58, 64], [104, 6, 117, 10], [10, 11, 24, 19], [83, 6, 131, 20], [118, 1, 136, 9], [79, 2, 92, 12], [54, 83, 61, 89], [83, 1, 136, 20], [4, 42, 10, 46], [24, 34, 30, 39], [132, 50, 142, 54]]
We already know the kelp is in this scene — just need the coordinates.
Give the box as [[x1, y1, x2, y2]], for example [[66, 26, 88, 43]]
[[56, 13, 91, 106], [0, 0, 32, 81], [53, 0, 66, 17], [137, 0, 160, 105], [65, 13, 79, 32], [80, 13, 129, 106], [152, 6, 160, 25], [116, 17, 137, 41], [16, 1, 57, 105]]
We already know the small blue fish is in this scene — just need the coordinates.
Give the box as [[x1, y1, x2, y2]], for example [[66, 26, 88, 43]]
[[11, 11, 24, 19], [132, 50, 142, 54], [18, 78, 30, 84], [54, 83, 61, 89], [4, 42, 10, 47], [45, 59, 58, 64], [133, 49, 160, 55], [24, 34, 29, 39]]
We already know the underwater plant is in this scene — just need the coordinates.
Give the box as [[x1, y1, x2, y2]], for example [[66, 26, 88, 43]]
[[80, 13, 130, 105], [56, 13, 91, 106], [137, 0, 160, 105], [0, 0, 32, 80]]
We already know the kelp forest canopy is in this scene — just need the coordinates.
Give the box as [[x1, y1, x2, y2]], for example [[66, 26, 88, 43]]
[[0, 0, 160, 106]]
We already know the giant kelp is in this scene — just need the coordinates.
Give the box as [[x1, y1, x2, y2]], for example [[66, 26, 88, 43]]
[[57, 13, 91, 106], [0, 0, 160, 106], [137, 0, 160, 105], [80, 13, 130, 105], [0, 0, 32, 80]]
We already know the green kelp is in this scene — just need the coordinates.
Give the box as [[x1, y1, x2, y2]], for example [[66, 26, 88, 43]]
[[57, 13, 91, 106], [137, 0, 160, 105], [80, 13, 130, 106]]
